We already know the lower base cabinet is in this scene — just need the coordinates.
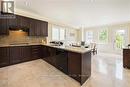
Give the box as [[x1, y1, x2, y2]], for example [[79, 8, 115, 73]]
[[10, 46, 22, 64], [21, 46, 31, 62], [10, 46, 32, 64], [55, 52, 68, 74], [123, 49, 130, 68], [68, 52, 81, 82], [0, 47, 10, 67], [0, 45, 91, 85], [42, 46, 68, 74], [0, 45, 40, 67], [31, 45, 42, 60]]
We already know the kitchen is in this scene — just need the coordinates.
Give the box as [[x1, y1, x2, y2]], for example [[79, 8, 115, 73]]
[[0, 0, 130, 87]]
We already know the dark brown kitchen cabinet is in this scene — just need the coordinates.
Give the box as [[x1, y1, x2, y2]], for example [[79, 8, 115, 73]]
[[55, 50, 68, 74], [68, 52, 81, 82], [10, 46, 22, 64], [9, 15, 30, 29], [21, 46, 31, 62], [39, 21, 48, 36], [8, 16, 17, 28], [68, 51, 91, 84], [29, 19, 42, 36], [41, 46, 50, 58], [0, 14, 48, 36], [0, 47, 10, 67], [42, 47, 56, 65], [42, 46, 57, 66], [31, 45, 42, 60], [10, 46, 31, 64], [41, 46, 68, 74], [29, 18, 36, 36], [29, 19, 48, 36], [18, 15, 30, 28], [0, 46, 41, 67], [123, 49, 130, 69], [0, 18, 9, 35]]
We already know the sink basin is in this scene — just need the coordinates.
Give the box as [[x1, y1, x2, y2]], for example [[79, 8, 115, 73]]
[[72, 45, 81, 47]]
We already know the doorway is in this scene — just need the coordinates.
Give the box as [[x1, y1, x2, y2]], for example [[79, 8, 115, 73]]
[[113, 28, 128, 54]]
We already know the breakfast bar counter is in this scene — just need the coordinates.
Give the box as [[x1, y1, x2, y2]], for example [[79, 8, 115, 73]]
[[42, 44, 92, 85]]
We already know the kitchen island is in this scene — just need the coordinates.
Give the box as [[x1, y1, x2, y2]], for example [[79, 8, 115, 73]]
[[42, 44, 92, 85], [123, 48, 130, 69], [0, 43, 91, 85]]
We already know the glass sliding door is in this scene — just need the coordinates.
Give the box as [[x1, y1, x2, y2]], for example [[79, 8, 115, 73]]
[[115, 30, 125, 49], [113, 28, 129, 54]]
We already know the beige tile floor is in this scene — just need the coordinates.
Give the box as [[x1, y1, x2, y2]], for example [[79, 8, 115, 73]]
[[0, 53, 130, 87]]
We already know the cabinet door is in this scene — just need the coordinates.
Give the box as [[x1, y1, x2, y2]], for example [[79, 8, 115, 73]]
[[0, 18, 9, 35], [8, 16, 17, 28], [68, 52, 81, 82], [42, 47, 56, 65], [21, 46, 31, 62], [41, 21, 48, 36], [10, 46, 22, 64], [21, 16, 29, 28], [29, 18, 48, 36], [35, 20, 41, 36], [0, 47, 10, 67], [29, 18, 36, 36], [41, 46, 50, 58], [16, 15, 22, 27], [47, 47, 56, 66]]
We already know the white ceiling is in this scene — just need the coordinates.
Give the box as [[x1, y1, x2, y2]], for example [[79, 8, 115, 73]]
[[15, 0, 130, 28]]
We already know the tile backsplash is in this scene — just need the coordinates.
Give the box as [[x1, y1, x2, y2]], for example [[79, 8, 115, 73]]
[[0, 31, 46, 44]]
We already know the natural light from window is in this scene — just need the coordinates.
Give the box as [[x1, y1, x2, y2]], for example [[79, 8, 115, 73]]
[[99, 29, 108, 44], [85, 31, 93, 43], [52, 26, 65, 41]]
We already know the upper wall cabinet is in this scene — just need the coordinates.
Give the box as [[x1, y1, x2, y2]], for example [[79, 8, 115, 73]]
[[8, 15, 29, 29], [29, 18, 48, 36], [0, 14, 48, 36], [16, 15, 30, 29], [16, 15, 48, 37], [0, 18, 9, 35]]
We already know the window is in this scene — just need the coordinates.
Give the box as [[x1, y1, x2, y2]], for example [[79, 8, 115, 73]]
[[85, 31, 93, 43], [115, 30, 125, 49], [52, 26, 65, 41], [59, 29, 65, 40], [52, 28, 59, 40], [98, 29, 108, 43]]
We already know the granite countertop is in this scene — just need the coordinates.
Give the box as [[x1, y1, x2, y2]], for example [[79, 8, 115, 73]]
[[0, 43, 91, 54], [123, 47, 130, 49], [42, 44, 91, 54]]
